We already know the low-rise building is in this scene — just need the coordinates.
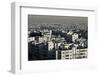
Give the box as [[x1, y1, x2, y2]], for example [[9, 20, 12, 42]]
[[48, 41, 54, 51], [28, 37, 35, 42], [72, 33, 78, 42], [60, 48, 87, 59]]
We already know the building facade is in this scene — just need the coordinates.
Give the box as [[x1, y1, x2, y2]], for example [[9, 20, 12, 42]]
[[60, 48, 87, 59]]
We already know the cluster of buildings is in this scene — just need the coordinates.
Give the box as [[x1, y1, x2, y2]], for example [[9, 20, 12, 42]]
[[28, 24, 88, 60]]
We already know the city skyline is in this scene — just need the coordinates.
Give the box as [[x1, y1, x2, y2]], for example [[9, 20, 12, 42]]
[[28, 15, 88, 61], [28, 15, 88, 30]]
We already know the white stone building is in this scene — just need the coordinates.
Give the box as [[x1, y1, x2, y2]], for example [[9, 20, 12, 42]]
[[42, 30, 52, 41], [72, 33, 78, 42], [61, 48, 87, 59], [28, 37, 35, 42], [48, 41, 54, 51]]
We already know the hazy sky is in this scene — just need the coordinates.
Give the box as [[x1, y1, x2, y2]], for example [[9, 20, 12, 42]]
[[28, 15, 88, 29]]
